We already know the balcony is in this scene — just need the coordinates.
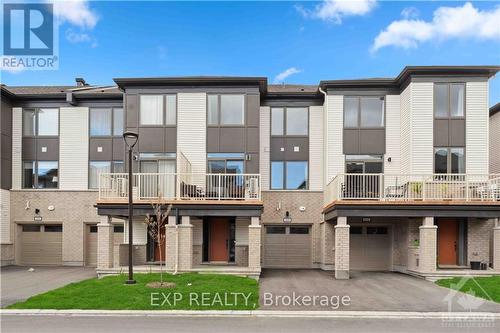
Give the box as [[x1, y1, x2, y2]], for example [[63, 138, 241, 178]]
[[98, 173, 261, 203], [324, 174, 500, 205]]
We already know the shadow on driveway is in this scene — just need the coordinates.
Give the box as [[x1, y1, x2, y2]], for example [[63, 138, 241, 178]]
[[1, 266, 96, 307], [259, 269, 500, 312]]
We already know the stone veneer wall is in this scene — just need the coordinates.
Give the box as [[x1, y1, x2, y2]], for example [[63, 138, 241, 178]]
[[10, 190, 100, 266], [467, 218, 494, 266], [1, 244, 14, 266]]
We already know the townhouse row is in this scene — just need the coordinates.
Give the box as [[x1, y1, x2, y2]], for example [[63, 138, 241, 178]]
[[1, 66, 499, 280]]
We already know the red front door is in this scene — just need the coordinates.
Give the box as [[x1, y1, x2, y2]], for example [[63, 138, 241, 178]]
[[437, 219, 458, 265], [210, 218, 229, 262]]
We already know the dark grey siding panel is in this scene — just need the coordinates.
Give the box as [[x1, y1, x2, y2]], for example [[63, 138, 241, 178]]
[[450, 119, 465, 146], [37, 138, 59, 160], [0, 98, 12, 189], [164, 128, 177, 152], [219, 128, 245, 152], [22, 138, 36, 159], [434, 120, 449, 146], [246, 154, 259, 173], [246, 94, 260, 127], [138, 127, 164, 152], [89, 138, 113, 160], [206, 127, 219, 152], [270, 137, 285, 161], [1, 100, 12, 135], [1, 158, 11, 189], [1, 135, 11, 162], [126, 94, 139, 128], [359, 129, 385, 154], [284, 137, 309, 160], [246, 127, 259, 153], [343, 129, 359, 154], [112, 138, 125, 160]]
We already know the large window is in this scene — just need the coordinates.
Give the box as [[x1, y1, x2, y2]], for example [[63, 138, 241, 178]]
[[140, 95, 177, 126], [271, 107, 308, 136], [435, 83, 465, 118], [88, 161, 124, 189], [23, 108, 58, 136], [271, 161, 308, 190], [90, 108, 123, 136], [207, 153, 245, 174], [23, 161, 58, 189], [208, 94, 245, 126], [434, 147, 465, 174], [345, 155, 384, 173], [344, 97, 384, 128]]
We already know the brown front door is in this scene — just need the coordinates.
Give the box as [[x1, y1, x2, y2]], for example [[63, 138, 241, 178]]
[[210, 218, 229, 262], [437, 219, 458, 265]]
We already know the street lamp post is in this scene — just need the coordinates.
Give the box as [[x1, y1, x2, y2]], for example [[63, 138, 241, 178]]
[[123, 131, 139, 285]]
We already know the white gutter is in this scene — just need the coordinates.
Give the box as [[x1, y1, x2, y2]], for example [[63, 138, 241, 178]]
[[318, 87, 328, 186]]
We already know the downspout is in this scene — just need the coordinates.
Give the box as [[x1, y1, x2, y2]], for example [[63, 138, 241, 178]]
[[318, 87, 328, 187], [174, 208, 179, 275]]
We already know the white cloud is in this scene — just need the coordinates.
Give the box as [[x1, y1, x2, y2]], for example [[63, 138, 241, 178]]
[[273, 67, 302, 83], [401, 7, 419, 20], [372, 2, 500, 52], [296, 0, 377, 24], [52, 0, 99, 30], [65, 29, 91, 43]]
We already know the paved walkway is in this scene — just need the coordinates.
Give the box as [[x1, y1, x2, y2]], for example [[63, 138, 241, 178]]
[[259, 269, 500, 312], [1, 266, 96, 307]]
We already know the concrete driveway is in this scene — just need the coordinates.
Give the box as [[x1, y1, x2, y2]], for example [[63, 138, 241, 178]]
[[260, 269, 500, 312], [1, 266, 96, 307]]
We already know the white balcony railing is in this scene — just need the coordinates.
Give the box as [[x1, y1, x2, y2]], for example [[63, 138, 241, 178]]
[[324, 174, 500, 204], [98, 173, 261, 202]]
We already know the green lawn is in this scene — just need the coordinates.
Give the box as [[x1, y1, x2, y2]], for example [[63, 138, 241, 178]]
[[7, 273, 259, 310], [436, 276, 500, 303]]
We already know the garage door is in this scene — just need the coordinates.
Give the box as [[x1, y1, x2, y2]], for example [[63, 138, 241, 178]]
[[85, 225, 98, 266], [263, 225, 311, 268], [21, 224, 62, 265], [350, 226, 391, 271]]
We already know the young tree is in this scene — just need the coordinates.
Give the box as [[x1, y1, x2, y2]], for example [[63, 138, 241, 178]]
[[143, 199, 172, 284]]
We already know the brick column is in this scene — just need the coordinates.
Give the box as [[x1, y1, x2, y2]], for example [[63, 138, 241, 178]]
[[321, 221, 335, 271], [248, 216, 261, 271], [334, 216, 349, 279], [178, 216, 193, 271], [418, 217, 437, 273], [493, 219, 500, 271], [97, 215, 114, 269], [165, 215, 177, 271]]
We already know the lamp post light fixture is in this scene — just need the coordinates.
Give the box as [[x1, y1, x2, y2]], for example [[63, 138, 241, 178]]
[[123, 131, 138, 285]]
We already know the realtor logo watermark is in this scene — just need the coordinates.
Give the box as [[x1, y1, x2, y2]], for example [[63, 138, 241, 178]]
[[2, 1, 58, 70], [151, 292, 255, 308]]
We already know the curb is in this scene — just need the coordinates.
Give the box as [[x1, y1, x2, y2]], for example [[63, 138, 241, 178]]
[[1, 309, 500, 319]]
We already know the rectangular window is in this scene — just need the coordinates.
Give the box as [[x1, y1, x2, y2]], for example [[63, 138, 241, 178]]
[[22, 225, 41, 232], [220, 95, 244, 125], [90, 108, 112, 136], [266, 226, 286, 234], [113, 225, 124, 233], [112, 161, 125, 173], [89, 161, 111, 189], [37, 161, 58, 188], [350, 226, 363, 234], [435, 83, 465, 118], [290, 226, 309, 234], [44, 225, 63, 232], [344, 97, 359, 128], [37, 108, 58, 136], [23, 161, 35, 188], [140, 95, 163, 125], [23, 109, 36, 136], [360, 97, 384, 127], [271, 108, 284, 135], [271, 161, 284, 190], [367, 227, 388, 235], [165, 95, 177, 125], [286, 107, 308, 135], [89, 225, 98, 233], [207, 95, 219, 125], [434, 147, 465, 174], [113, 108, 124, 136], [286, 161, 308, 190]]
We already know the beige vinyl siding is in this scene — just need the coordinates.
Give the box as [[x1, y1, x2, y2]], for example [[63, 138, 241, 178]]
[[11, 107, 22, 190], [124, 219, 148, 245], [192, 218, 203, 246], [309, 105, 324, 191], [177, 93, 207, 174], [326, 95, 344, 181], [466, 81, 489, 174], [59, 107, 89, 190], [490, 112, 500, 173], [410, 82, 434, 174], [259, 106, 271, 190], [400, 85, 411, 174], [235, 217, 249, 245], [0, 189, 10, 243], [385, 95, 401, 174]]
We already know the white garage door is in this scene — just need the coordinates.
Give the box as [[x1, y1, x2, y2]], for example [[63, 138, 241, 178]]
[[350, 226, 391, 271], [263, 225, 311, 269], [85, 225, 98, 267], [21, 224, 63, 266]]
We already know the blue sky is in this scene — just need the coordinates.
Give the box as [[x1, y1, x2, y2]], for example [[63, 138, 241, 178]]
[[2, 1, 499, 106]]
